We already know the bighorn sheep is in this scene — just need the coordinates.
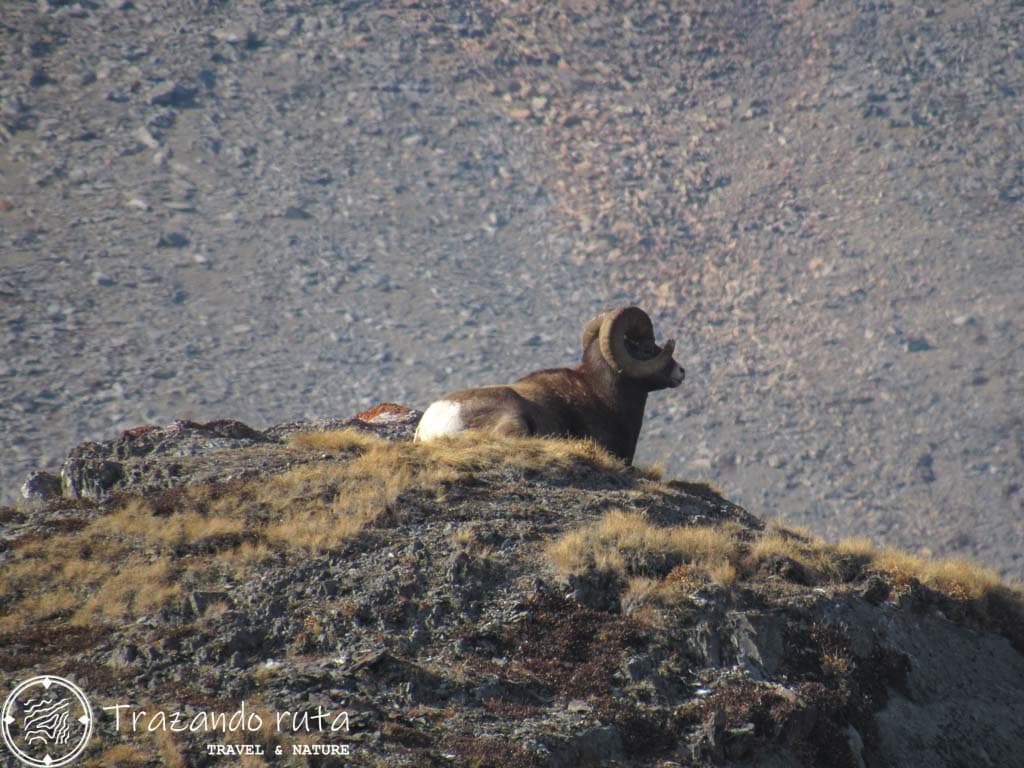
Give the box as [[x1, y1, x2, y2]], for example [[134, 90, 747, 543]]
[[414, 306, 684, 463]]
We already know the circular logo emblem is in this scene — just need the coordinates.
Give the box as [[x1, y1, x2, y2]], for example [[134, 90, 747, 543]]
[[2, 676, 93, 767]]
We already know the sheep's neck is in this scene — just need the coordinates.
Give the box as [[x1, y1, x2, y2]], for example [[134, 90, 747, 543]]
[[578, 355, 648, 459]]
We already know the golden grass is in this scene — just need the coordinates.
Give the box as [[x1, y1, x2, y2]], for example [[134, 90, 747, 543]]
[[546, 508, 743, 579], [289, 428, 385, 454], [641, 463, 665, 481], [83, 715, 189, 768], [450, 524, 495, 560], [0, 428, 632, 633], [546, 511, 1024, 635], [71, 558, 181, 626], [25, 556, 166, 627], [706, 559, 739, 586], [621, 576, 683, 616], [222, 540, 274, 570], [262, 429, 635, 551], [87, 744, 151, 767], [293, 427, 629, 475], [869, 547, 1005, 601], [93, 497, 246, 550], [747, 528, 858, 583], [152, 730, 187, 768], [414, 428, 629, 475]]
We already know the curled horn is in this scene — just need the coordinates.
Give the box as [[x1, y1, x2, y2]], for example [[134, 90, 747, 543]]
[[599, 306, 676, 378], [581, 311, 606, 351]]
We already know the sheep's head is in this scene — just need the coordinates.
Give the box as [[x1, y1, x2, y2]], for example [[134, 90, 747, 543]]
[[582, 306, 684, 390]]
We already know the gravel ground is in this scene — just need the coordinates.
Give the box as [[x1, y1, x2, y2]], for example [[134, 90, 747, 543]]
[[1, 0, 1022, 578]]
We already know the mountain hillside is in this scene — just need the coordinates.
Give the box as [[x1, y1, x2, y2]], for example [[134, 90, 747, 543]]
[[1, 1, 1022, 581], [2, 415, 1023, 767]]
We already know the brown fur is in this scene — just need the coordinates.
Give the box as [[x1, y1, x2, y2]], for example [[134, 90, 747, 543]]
[[421, 329, 683, 463]]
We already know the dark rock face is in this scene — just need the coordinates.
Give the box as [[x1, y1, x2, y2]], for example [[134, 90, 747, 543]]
[[33, 410, 420, 501], [19, 470, 61, 500], [2, 409, 1022, 767]]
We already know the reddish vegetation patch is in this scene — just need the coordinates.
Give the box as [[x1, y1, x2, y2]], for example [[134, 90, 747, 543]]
[[120, 425, 161, 440], [0, 624, 109, 673], [440, 735, 542, 768], [354, 402, 414, 423], [690, 678, 794, 732], [683, 677, 859, 767], [593, 701, 680, 756], [0, 507, 21, 524], [493, 594, 681, 758], [503, 593, 647, 699], [381, 720, 433, 748], [481, 697, 545, 719], [143, 485, 198, 517]]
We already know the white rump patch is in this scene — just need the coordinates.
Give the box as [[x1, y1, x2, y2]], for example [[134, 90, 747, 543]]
[[414, 400, 465, 442]]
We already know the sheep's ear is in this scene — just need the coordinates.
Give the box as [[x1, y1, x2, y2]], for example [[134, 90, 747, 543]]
[[662, 339, 676, 355]]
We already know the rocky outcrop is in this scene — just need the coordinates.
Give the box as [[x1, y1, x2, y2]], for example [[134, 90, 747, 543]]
[[2, 408, 1022, 767], [19, 404, 421, 503]]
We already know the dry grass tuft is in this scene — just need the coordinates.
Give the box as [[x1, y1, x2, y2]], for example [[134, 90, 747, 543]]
[[547, 512, 1024, 641], [746, 526, 863, 583], [88, 744, 151, 767], [869, 547, 1002, 600], [71, 558, 181, 626], [413, 428, 628, 475], [621, 576, 687, 616], [641, 463, 665, 481], [152, 729, 188, 768], [547, 509, 743, 582], [288, 428, 383, 454], [809, 622, 853, 681]]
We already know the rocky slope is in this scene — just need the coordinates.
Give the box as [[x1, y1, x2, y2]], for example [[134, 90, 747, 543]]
[[2, 416, 1023, 767], [1, 1, 1022, 583]]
